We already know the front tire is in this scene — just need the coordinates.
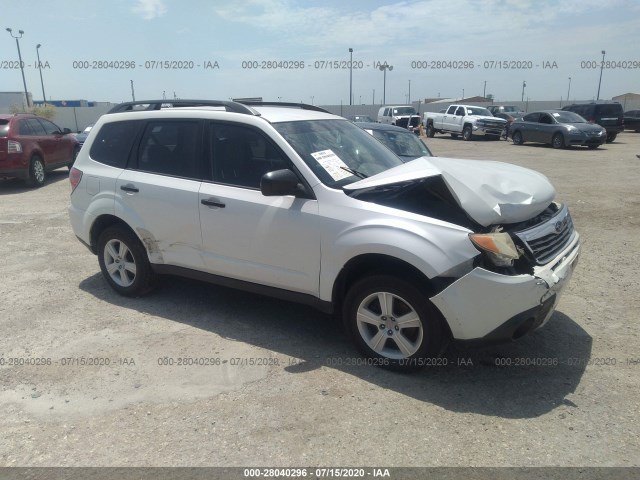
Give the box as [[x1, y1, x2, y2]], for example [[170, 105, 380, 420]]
[[343, 275, 446, 371], [26, 155, 46, 187], [552, 133, 564, 149], [462, 125, 473, 141], [97, 226, 155, 296], [426, 123, 435, 137]]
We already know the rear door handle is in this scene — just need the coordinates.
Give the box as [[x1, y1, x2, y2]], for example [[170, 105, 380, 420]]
[[201, 198, 225, 208], [120, 184, 139, 193]]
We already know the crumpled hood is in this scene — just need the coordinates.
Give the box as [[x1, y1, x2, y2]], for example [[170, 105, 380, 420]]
[[343, 156, 556, 226]]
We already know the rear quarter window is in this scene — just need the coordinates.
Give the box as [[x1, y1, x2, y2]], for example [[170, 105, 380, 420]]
[[0, 120, 9, 138], [89, 121, 142, 168]]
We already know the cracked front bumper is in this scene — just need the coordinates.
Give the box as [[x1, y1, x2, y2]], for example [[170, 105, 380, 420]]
[[430, 233, 580, 344]]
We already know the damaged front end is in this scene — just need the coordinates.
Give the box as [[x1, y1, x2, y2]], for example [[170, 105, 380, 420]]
[[431, 202, 580, 343], [344, 157, 580, 344]]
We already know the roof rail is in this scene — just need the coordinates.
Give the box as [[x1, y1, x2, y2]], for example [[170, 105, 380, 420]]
[[106, 99, 259, 115], [237, 101, 330, 114]]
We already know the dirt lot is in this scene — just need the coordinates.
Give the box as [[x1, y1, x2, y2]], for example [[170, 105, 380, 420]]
[[1, 132, 639, 469]]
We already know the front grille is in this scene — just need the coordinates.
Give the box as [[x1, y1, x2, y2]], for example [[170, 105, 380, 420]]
[[514, 205, 575, 265], [480, 120, 506, 129]]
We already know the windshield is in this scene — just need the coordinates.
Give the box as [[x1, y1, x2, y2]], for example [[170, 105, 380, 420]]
[[503, 106, 519, 112], [392, 107, 416, 116], [273, 119, 404, 188], [369, 129, 432, 160], [552, 111, 586, 123], [466, 107, 492, 116]]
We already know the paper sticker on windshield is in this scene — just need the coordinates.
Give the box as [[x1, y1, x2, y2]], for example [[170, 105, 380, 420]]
[[310, 149, 352, 181]]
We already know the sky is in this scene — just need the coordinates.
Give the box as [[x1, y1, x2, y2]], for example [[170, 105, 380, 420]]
[[1, 0, 639, 106]]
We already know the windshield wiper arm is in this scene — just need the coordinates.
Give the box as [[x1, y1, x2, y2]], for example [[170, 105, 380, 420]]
[[340, 166, 368, 179]]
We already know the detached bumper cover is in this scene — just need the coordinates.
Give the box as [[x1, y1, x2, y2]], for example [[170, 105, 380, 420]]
[[431, 234, 580, 343]]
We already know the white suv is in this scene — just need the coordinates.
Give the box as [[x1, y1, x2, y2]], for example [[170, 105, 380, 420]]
[[69, 100, 580, 370]]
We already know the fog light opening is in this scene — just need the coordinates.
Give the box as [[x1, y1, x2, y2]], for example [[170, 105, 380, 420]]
[[512, 317, 536, 340]]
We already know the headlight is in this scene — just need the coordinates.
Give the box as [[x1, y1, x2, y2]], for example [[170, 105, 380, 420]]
[[469, 232, 521, 267]]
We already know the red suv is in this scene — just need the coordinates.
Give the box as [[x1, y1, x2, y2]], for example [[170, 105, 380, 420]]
[[0, 113, 79, 187]]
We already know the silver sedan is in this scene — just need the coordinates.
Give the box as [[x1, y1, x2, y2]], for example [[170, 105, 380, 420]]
[[510, 110, 606, 149]]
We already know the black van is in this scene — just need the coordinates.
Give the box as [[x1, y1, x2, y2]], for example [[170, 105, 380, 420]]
[[561, 102, 624, 142]]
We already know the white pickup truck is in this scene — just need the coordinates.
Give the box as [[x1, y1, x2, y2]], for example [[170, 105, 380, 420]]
[[424, 104, 506, 141]]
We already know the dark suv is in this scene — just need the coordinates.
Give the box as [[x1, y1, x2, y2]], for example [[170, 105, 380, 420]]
[[0, 113, 79, 187], [561, 102, 624, 142]]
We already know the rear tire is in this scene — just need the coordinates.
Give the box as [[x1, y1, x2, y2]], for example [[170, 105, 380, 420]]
[[97, 226, 155, 297], [512, 131, 523, 145], [606, 132, 617, 142], [26, 155, 46, 187], [342, 275, 446, 372]]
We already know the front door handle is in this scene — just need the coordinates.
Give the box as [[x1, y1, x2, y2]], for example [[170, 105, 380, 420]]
[[201, 198, 225, 208], [120, 184, 139, 193]]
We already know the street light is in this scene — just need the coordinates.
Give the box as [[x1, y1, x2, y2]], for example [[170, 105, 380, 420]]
[[6, 28, 30, 107], [379, 63, 393, 104], [348, 48, 353, 105], [597, 50, 605, 101], [310, 96, 314, 105], [483, 80, 487, 98], [408, 80, 411, 104], [521, 80, 527, 102], [36, 44, 47, 103], [567, 77, 571, 104]]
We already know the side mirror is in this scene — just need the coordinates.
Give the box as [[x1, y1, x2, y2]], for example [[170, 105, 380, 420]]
[[62, 128, 72, 134], [261, 169, 301, 197]]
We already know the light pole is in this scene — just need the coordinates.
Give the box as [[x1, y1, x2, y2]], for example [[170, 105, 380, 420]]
[[6, 28, 29, 107], [521, 80, 526, 102], [597, 50, 605, 101], [36, 44, 46, 103], [379, 63, 393, 104], [408, 80, 411, 104], [483, 80, 487, 98], [310, 96, 314, 105], [348, 48, 353, 105], [130, 80, 136, 101], [567, 77, 571, 104]]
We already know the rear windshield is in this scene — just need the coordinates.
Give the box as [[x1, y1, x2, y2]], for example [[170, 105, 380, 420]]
[[596, 104, 623, 116], [0, 120, 9, 138]]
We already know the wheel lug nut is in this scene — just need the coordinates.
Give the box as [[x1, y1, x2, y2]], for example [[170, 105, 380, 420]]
[[395, 326, 399, 331], [387, 329, 393, 335], [381, 316, 387, 321], [380, 324, 385, 330]]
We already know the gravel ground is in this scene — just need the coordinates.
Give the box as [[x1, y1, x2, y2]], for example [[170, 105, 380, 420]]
[[0, 132, 639, 469]]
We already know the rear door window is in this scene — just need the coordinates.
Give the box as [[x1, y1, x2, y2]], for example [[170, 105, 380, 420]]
[[25, 118, 47, 135], [135, 120, 202, 179]]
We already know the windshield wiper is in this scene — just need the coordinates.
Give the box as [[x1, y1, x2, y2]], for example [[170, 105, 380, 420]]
[[340, 166, 368, 179]]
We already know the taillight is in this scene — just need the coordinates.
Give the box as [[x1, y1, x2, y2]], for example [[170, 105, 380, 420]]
[[69, 167, 83, 194], [7, 140, 22, 153]]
